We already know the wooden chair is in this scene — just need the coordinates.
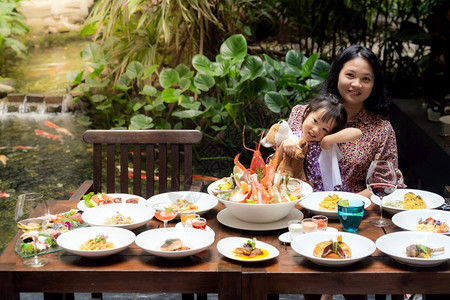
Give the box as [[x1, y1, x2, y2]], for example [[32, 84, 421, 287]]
[[69, 129, 203, 200], [65, 129, 203, 300]]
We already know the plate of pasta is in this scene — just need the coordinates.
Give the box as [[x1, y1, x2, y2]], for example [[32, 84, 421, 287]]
[[82, 203, 155, 230], [300, 192, 371, 219], [392, 209, 450, 234], [146, 191, 218, 216], [56, 227, 135, 258]]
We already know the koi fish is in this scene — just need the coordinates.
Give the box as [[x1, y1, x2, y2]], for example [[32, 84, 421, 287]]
[[35, 129, 64, 141], [44, 121, 74, 137], [0, 192, 10, 198], [0, 154, 7, 166], [13, 145, 39, 151]]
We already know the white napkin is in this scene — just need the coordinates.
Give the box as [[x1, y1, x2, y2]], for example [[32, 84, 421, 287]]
[[318, 144, 343, 191]]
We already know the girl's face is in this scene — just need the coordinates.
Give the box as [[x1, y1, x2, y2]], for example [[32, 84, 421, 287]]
[[302, 108, 335, 143], [337, 57, 374, 108]]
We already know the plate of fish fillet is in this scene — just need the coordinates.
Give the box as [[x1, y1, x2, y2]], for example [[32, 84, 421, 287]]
[[135, 227, 215, 259]]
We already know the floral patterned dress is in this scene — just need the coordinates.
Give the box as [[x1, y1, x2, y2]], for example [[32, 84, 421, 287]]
[[288, 105, 405, 193]]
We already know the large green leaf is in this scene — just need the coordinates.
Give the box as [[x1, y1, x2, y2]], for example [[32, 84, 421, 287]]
[[220, 34, 247, 60], [241, 56, 265, 80], [172, 109, 203, 119], [161, 88, 180, 103], [125, 61, 144, 80], [192, 54, 216, 76], [301, 53, 319, 79], [286, 50, 307, 76], [175, 64, 193, 78], [311, 59, 331, 80], [159, 69, 180, 89], [264, 92, 285, 113], [129, 114, 153, 130], [194, 73, 215, 91], [140, 85, 158, 96]]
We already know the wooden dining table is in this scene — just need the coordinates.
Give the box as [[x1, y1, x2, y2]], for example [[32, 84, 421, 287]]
[[0, 198, 449, 300]]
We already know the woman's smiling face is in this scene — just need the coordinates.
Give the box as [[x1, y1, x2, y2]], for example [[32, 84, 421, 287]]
[[337, 57, 374, 108]]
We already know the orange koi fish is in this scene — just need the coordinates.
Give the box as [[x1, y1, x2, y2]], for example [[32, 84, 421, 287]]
[[0, 192, 10, 198], [35, 129, 64, 141], [44, 121, 74, 137], [0, 154, 7, 166], [13, 145, 39, 150]]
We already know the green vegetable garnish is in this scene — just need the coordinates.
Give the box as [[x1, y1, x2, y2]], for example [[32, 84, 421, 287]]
[[416, 244, 431, 257], [83, 192, 95, 208], [247, 238, 257, 250]]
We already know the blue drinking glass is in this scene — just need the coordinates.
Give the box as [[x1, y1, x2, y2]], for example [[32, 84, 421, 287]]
[[338, 199, 365, 233]]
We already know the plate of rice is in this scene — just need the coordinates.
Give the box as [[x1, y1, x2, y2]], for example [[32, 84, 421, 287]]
[[371, 189, 445, 215]]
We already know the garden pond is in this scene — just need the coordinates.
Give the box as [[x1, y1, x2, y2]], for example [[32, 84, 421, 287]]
[[0, 112, 91, 253]]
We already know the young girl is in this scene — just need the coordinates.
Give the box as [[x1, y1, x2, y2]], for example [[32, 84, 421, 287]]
[[279, 93, 362, 191]]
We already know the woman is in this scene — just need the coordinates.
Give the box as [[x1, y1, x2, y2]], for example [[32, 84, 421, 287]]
[[285, 45, 405, 197]]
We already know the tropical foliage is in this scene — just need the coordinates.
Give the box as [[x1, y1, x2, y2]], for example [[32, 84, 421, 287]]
[[69, 34, 330, 172], [0, 0, 29, 75], [80, 0, 254, 82]]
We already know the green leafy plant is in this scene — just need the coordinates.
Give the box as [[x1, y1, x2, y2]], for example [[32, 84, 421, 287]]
[[0, 0, 29, 75], [70, 34, 329, 171]]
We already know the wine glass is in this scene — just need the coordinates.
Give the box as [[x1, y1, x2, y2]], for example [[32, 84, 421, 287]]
[[15, 193, 49, 267], [152, 204, 177, 228], [366, 160, 397, 227]]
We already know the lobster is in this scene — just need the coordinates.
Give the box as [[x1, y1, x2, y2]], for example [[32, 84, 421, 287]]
[[234, 126, 267, 180]]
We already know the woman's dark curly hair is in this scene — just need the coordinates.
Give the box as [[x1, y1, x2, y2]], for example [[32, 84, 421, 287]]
[[321, 45, 390, 114]]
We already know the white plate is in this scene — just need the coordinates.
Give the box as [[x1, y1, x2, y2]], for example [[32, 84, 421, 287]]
[[217, 237, 279, 262], [77, 193, 147, 211], [146, 191, 218, 216], [291, 231, 376, 267], [392, 209, 450, 234], [175, 222, 215, 237], [56, 227, 135, 258], [278, 227, 338, 244], [376, 231, 450, 267], [217, 208, 304, 231], [300, 192, 371, 219], [135, 227, 215, 259], [82, 203, 154, 230], [208, 178, 312, 223], [372, 189, 445, 215]]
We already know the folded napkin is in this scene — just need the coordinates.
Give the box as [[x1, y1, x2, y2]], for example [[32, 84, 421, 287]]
[[318, 144, 343, 191]]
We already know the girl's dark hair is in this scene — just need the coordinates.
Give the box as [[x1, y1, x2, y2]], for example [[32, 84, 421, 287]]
[[303, 93, 347, 133], [321, 45, 390, 113]]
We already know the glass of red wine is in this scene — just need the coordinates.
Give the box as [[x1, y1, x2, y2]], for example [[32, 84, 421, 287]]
[[366, 160, 397, 227]]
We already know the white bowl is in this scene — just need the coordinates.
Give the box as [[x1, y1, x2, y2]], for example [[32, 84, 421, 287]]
[[82, 203, 154, 230], [392, 209, 450, 234], [77, 193, 147, 211], [371, 188, 445, 215], [146, 191, 218, 216], [208, 178, 313, 223], [56, 227, 135, 258], [291, 231, 376, 267], [300, 191, 371, 219], [376, 231, 450, 267], [135, 227, 215, 259]]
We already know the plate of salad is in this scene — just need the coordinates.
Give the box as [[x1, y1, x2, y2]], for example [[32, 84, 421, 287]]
[[77, 193, 147, 211], [15, 209, 86, 258]]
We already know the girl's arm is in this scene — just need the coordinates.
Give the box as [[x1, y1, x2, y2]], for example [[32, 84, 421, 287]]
[[320, 128, 362, 150]]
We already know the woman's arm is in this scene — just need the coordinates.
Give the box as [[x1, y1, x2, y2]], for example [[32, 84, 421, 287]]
[[320, 128, 362, 150]]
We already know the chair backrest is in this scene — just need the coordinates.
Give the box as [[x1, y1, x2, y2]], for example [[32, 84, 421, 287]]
[[83, 129, 202, 198]]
